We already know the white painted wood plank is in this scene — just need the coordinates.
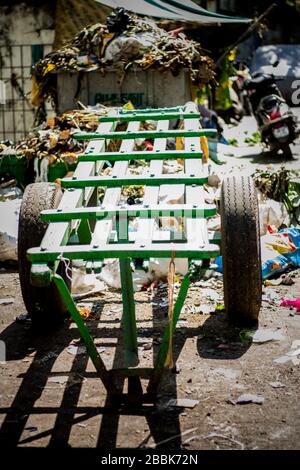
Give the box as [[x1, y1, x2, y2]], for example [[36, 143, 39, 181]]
[[184, 102, 209, 247], [41, 121, 114, 250], [134, 120, 169, 245], [91, 120, 140, 246]]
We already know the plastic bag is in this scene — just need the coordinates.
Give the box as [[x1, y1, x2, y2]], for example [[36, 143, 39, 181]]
[[215, 228, 300, 280], [0, 199, 21, 261], [259, 199, 288, 235], [104, 32, 156, 63], [261, 228, 300, 278]]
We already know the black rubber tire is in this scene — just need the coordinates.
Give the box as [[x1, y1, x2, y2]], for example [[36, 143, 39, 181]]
[[18, 182, 71, 328], [220, 175, 262, 326]]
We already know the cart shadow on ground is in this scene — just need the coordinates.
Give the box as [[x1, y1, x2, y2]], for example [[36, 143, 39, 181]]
[[0, 289, 252, 450]]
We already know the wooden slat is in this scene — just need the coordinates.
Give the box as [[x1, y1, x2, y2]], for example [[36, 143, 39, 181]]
[[184, 102, 210, 248], [28, 242, 220, 261], [40, 124, 114, 251], [134, 120, 169, 245], [90, 120, 140, 247]]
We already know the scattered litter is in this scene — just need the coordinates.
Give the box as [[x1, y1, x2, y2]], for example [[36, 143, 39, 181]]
[[24, 426, 38, 433], [261, 289, 280, 305], [216, 343, 230, 350], [253, 168, 300, 226], [195, 305, 212, 315], [291, 340, 300, 349], [265, 272, 295, 286], [167, 398, 199, 408], [184, 432, 244, 450], [215, 303, 225, 312], [149, 427, 198, 448], [67, 345, 86, 355], [77, 302, 93, 320], [236, 394, 265, 405], [291, 357, 300, 365], [215, 227, 300, 280], [240, 328, 285, 343], [0, 298, 15, 305], [252, 329, 285, 344], [269, 382, 286, 388], [157, 298, 168, 308], [0, 180, 22, 200], [259, 198, 288, 236], [273, 355, 292, 364], [36, 351, 59, 365], [261, 228, 300, 280], [203, 288, 221, 302], [48, 376, 68, 385], [15, 313, 31, 324], [210, 368, 240, 381], [150, 258, 188, 279], [264, 278, 282, 287], [274, 341, 300, 364], [286, 347, 300, 357], [99, 257, 187, 291], [72, 268, 107, 297]]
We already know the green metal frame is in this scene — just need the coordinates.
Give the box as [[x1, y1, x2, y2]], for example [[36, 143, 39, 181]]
[[27, 103, 220, 405]]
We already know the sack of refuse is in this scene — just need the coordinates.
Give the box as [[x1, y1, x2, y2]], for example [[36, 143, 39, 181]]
[[72, 268, 107, 296], [0, 199, 22, 262], [99, 257, 188, 291], [99, 259, 154, 291], [104, 32, 156, 63]]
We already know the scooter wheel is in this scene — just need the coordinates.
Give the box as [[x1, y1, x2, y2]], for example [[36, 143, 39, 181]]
[[281, 143, 293, 159]]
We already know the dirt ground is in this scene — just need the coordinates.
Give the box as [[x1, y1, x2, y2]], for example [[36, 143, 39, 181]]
[[0, 265, 300, 450], [1, 112, 300, 451]]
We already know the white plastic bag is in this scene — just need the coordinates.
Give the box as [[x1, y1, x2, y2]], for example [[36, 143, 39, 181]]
[[104, 32, 156, 63], [259, 199, 288, 235], [0, 199, 21, 261]]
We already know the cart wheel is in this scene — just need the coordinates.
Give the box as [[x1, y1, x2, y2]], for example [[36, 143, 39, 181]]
[[18, 182, 71, 328], [220, 175, 262, 326]]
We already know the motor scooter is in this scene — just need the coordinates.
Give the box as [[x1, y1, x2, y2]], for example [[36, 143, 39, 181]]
[[243, 73, 299, 158]]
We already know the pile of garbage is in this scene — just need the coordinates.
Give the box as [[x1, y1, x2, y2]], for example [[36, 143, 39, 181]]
[[32, 8, 215, 108], [0, 107, 110, 165], [253, 167, 300, 226]]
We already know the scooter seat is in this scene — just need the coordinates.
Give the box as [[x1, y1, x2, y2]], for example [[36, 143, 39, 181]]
[[244, 74, 274, 90]]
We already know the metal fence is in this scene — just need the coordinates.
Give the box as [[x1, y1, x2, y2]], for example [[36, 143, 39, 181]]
[[0, 43, 52, 142]]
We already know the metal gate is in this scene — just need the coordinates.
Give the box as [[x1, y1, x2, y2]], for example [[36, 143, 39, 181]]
[[0, 43, 52, 142]]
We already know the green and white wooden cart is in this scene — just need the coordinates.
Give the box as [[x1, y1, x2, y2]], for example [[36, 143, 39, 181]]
[[18, 102, 262, 405]]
